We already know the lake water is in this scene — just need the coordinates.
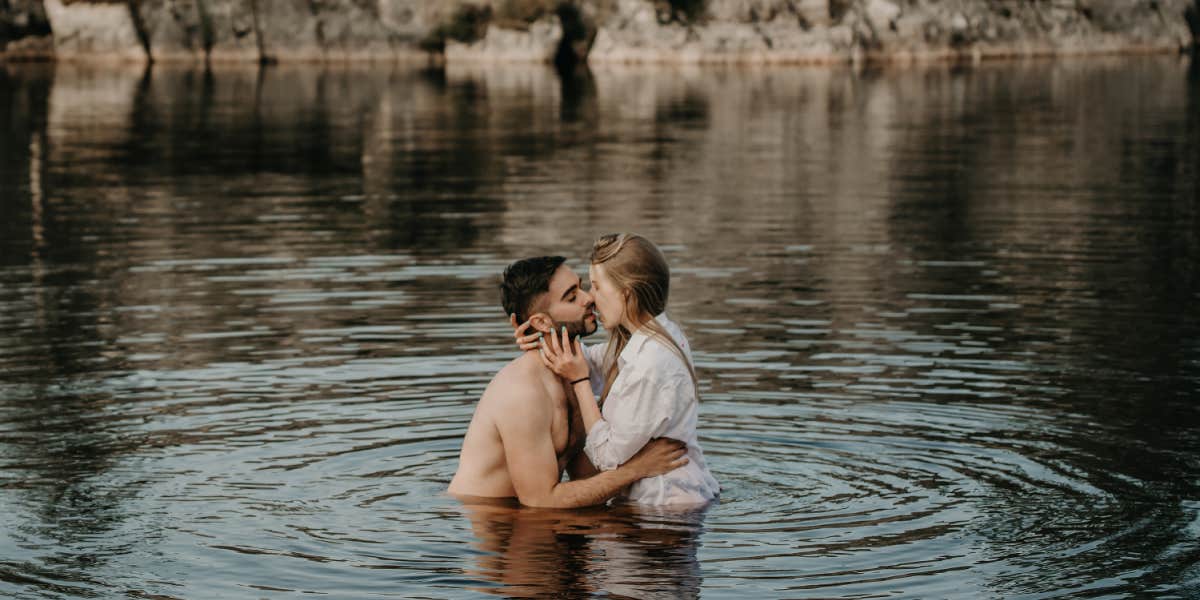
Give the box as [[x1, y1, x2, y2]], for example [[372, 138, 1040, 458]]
[[1, 55, 1198, 598]]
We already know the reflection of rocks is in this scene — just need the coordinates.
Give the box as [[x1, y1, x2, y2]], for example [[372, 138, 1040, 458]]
[[16, 61, 503, 376], [431, 57, 1194, 327], [450, 62, 870, 250], [47, 63, 145, 141], [23, 57, 1193, 344], [444, 60, 563, 99], [0, 64, 52, 265]]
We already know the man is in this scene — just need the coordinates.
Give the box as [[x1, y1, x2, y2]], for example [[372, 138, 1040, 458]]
[[448, 256, 688, 508]]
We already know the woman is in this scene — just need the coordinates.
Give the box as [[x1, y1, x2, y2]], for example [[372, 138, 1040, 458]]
[[516, 233, 719, 506]]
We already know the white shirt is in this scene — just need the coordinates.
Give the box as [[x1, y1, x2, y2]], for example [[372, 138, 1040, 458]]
[[581, 313, 720, 506]]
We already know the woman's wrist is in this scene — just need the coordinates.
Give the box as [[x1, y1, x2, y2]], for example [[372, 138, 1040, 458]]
[[569, 376, 589, 386]]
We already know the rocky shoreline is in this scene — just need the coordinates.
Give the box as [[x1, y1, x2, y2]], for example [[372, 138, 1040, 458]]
[[1, 0, 1197, 66]]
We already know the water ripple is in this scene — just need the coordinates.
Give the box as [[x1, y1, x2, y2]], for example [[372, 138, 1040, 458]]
[[1, 58, 1198, 598]]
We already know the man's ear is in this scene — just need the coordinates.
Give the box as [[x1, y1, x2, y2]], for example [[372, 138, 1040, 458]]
[[527, 312, 554, 333]]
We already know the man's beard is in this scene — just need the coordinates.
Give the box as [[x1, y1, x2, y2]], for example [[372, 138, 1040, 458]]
[[554, 313, 597, 339]]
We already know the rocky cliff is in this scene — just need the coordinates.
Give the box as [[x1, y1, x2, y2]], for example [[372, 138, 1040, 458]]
[[0, 0, 53, 58], [1, 0, 1197, 64]]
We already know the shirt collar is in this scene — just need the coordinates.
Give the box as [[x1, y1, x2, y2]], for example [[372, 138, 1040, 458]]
[[618, 312, 670, 368]]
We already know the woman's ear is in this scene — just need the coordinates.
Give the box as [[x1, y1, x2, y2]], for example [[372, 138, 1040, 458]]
[[528, 313, 554, 333]]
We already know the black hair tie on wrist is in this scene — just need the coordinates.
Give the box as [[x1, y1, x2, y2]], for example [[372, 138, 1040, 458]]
[[570, 377, 589, 386]]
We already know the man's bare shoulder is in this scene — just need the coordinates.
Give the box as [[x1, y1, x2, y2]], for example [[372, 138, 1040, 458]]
[[481, 354, 553, 418]]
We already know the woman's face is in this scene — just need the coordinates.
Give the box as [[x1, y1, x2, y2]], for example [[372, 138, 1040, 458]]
[[588, 263, 626, 331]]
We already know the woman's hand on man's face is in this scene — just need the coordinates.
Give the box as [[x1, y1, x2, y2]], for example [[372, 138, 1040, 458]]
[[538, 325, 589, 382], [509, 314, 542, 351]]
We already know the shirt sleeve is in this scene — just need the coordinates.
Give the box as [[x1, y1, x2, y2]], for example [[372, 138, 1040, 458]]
[[583, 367, 683, 471]]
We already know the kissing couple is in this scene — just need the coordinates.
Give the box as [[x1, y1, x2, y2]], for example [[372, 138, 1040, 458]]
[[449, 233, 719, 508]]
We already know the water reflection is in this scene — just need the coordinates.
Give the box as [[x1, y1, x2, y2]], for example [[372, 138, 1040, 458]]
[[458, 499, 705, 598], [558, 64, 598, 125], [0, 63, 149, 595], [0, 55, 1197, 597]]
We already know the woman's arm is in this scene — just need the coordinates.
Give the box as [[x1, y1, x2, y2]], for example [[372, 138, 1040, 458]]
[[540, 327, 681, 471], [571, 377, 603, 432]]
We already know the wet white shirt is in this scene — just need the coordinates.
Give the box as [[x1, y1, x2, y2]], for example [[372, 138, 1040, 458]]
[[580, 313, 720, 506]]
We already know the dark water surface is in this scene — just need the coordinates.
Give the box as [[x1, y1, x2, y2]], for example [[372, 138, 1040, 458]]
[[1, 56, 1198, 598]]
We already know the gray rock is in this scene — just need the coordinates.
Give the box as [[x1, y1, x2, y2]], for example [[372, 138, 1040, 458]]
[[0, 0, 52, 57], [202, 0, 260, 62], [309, 1, 410, 61], [950, 13, 968, 34], [589, 0, 693, 63], [131, 0, 208, 62], [798, 0, 831, 27], [695, 21, 772, 58], [0, 34, 53, 59], [703, 0, 832, 27], [893, 12, 927, 41], [865, 0, 900, 33], [13, 0, 1200, 64], [43, 0, 148, 61], [252, 0, 322, 61], [755, 20, 845, 62], [380, 0, 440, 41], [705, 0, 790, 22], [444, 17, 562, 63]]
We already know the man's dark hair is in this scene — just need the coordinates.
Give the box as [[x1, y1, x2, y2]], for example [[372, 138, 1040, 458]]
[[501, 256, 566, 324]]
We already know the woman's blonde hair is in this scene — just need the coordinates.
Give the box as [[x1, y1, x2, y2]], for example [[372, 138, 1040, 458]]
[[590, 233, 699, 404]]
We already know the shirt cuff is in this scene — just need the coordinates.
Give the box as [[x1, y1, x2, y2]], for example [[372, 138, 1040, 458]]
[[583, 418, 621, 471]]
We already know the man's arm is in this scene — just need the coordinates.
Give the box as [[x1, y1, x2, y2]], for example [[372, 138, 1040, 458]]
[[496, 391, 686, 508]]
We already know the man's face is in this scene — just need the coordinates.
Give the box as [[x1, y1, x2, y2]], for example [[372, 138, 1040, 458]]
[[540, 265, 598, 338]]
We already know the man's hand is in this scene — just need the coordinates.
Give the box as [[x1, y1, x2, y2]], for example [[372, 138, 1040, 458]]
[[622, 438, 689, 479], [509, 313, 542, 351]]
